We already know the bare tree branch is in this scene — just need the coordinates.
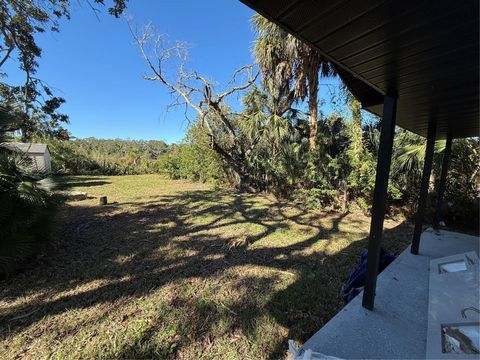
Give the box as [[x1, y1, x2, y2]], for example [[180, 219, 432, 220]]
[[128, 18, 259, 186], [218, 65, 259, 102], [0, 45, 14, 68]]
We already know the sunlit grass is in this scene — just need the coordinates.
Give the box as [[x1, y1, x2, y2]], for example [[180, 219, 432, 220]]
[[0, 175, 412, 359]]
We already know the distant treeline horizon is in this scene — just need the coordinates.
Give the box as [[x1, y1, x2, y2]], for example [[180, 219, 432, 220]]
[[68, 136, 178, 146]]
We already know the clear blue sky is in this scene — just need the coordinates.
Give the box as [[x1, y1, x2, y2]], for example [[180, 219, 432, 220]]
[[5, 0, 340, 143]]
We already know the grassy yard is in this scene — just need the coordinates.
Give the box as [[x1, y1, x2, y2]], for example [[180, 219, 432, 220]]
[[0, 175, 413, 359]]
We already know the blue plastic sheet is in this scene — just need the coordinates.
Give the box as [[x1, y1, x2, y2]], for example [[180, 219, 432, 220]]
[[341, 248, 396, 303]]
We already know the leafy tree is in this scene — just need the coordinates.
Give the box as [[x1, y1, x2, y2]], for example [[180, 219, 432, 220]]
[[0, 0, 127, 140]]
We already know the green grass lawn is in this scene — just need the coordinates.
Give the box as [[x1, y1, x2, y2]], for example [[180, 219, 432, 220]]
[[0, 175, 412, 359]]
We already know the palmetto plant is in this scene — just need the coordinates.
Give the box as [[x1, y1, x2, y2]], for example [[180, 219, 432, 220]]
[[0, 104, 58, 276], [239, 86, 310, 193]]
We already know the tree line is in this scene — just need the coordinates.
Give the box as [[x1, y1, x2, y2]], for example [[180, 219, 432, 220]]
[[46, 137, 170, 175]]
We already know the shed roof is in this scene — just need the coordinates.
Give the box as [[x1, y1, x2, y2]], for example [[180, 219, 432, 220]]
[[240, 0, 479, 139], [3, 142, 49, 154]]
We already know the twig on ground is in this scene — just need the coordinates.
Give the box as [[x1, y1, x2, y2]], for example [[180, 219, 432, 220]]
[[9, 308, 40, 321]]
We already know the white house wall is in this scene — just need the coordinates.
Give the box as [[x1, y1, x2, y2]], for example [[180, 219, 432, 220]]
[[30, 151, 52, 172]]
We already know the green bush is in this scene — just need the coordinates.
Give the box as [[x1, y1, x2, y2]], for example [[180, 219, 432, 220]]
[[292, 187, 338, 210], [441, 138, 480, 230], [157, 125, 227, 185], [0, 145, 60, 276], [157, 152, 181, 179]]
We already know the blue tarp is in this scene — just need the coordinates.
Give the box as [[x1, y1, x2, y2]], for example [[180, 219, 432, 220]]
[[341, 248, 396, 303]]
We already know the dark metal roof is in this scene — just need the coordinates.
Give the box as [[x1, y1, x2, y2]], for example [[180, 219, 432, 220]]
[[240, 0, 479, 139]]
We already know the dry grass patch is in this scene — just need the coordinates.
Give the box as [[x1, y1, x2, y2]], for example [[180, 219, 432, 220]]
[[0, 175, 412, 359]]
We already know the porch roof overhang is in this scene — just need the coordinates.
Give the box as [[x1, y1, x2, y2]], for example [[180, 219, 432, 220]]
[[240, 0, 479, 139]]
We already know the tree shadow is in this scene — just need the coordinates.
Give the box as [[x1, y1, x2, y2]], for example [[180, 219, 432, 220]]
[[59, 181, 112, 188], [55, 176, 111, 190], [0, 188, 412, 359], [265, 221, 413, 359]]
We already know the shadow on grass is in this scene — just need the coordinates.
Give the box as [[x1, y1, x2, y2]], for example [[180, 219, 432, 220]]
[[60, 181, 112, 188], [54, 176, 111, 190], [0, 188, 412, 359]]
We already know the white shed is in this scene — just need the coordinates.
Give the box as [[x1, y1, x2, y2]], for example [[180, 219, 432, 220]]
[[3, 142, 52, 172]]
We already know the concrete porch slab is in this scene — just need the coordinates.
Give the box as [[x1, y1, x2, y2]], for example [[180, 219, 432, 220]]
[[300, 229, 480, 359]]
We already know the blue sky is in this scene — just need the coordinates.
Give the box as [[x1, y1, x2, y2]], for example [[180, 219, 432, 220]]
[[5, 0, 341, 143]]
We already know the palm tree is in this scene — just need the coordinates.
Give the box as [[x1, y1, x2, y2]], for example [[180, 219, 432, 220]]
[[252, 14, 335, 151]]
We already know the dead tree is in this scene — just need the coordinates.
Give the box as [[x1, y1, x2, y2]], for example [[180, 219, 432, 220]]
[[129, 22, 259, 189]]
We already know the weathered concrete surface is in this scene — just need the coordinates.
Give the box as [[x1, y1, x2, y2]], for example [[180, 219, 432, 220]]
[[300, 229, 480, 359]]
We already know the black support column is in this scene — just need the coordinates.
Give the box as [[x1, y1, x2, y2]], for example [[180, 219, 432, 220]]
[[411, 120, 437, 255], [433, 133, 453, 229], [362, 95, 397, 311]]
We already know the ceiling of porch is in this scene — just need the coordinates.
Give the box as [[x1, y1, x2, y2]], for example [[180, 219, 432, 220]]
[[240, 0, 479, 139]]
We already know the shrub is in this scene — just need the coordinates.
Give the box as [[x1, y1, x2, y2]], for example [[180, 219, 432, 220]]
[[292, 187, 338, 210], [157, 125, 227, 185], [0, 145, 60, 276]]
